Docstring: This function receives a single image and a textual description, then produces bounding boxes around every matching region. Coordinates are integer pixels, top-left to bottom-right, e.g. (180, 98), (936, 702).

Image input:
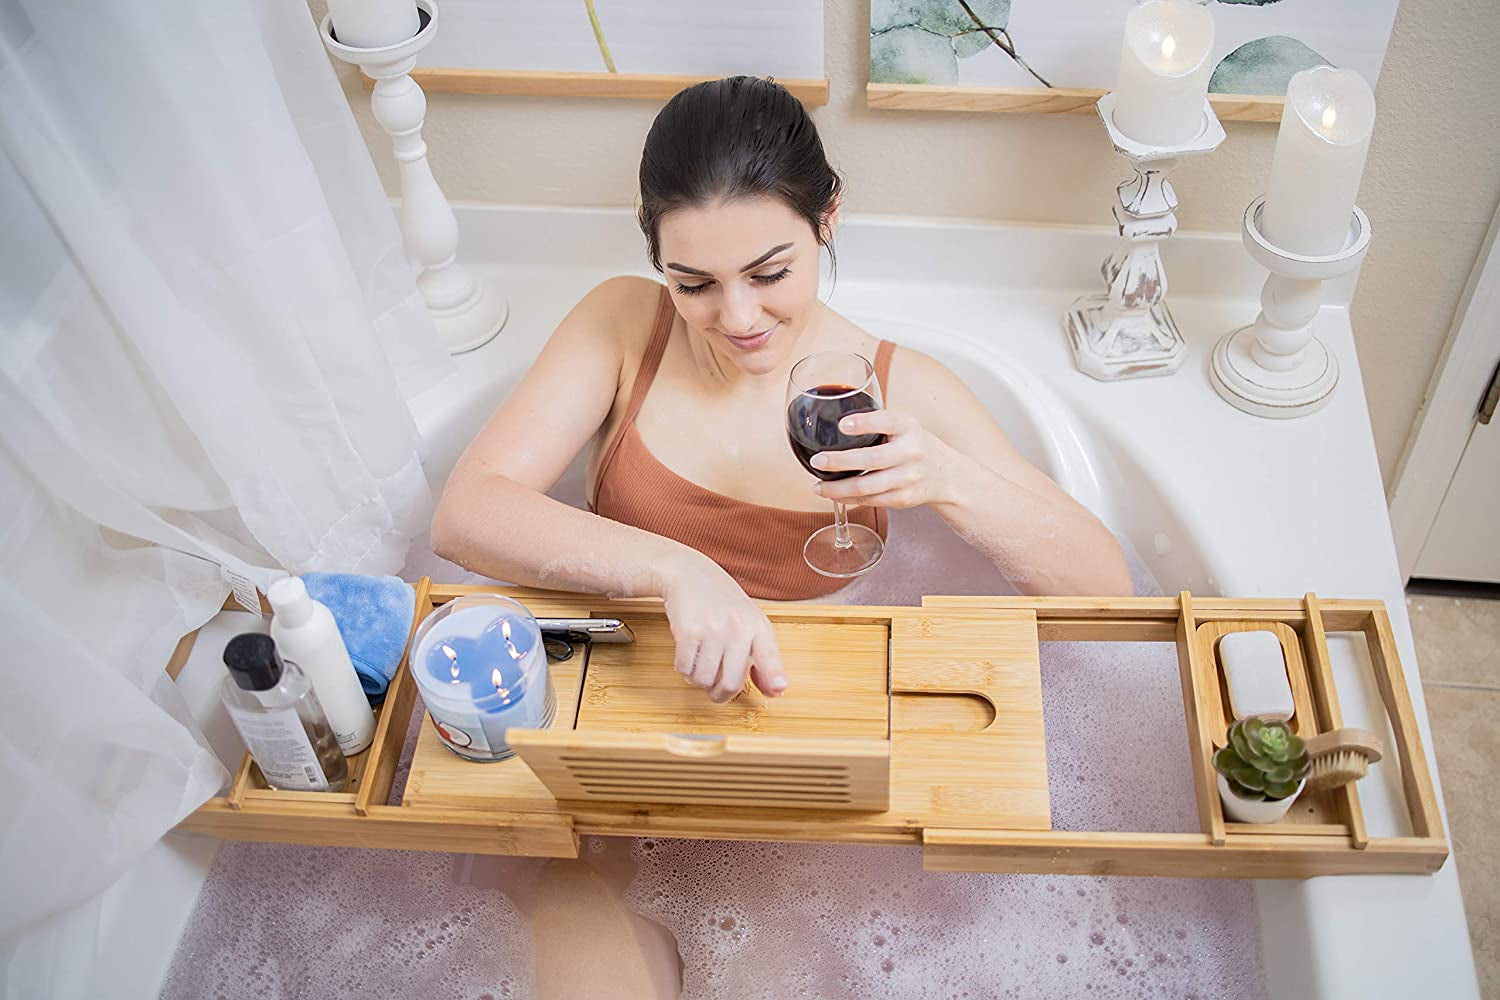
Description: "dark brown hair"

(637, 76), (842, 273)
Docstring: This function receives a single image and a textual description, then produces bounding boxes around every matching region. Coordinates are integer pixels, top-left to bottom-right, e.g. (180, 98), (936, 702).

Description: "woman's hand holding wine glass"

(809, 408), (964, 511)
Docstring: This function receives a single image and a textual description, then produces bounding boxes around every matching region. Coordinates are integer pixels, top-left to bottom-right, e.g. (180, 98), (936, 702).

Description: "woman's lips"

(724, 322), (778, 352)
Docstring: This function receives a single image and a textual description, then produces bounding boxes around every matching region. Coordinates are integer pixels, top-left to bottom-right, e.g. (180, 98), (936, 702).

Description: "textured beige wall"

(318, 0), (1500, 487)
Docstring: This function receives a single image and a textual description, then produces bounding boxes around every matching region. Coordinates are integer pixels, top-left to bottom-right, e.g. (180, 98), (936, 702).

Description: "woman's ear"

(820, 188), (843, 245)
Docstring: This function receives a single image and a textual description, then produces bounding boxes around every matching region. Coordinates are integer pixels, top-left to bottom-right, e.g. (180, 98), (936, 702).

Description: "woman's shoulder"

(567, 275), (666, 345)
(884, 340), (962, 392)
(581, 274), (665, 309)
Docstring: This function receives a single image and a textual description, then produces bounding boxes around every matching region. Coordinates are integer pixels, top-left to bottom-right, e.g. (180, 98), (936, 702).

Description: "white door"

(1389, 204), (1500, 585)
(1412, 373), (1500, 582)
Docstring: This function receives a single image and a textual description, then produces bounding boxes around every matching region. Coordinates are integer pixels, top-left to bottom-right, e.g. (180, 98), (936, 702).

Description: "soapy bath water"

(163, 502), (1264, 999)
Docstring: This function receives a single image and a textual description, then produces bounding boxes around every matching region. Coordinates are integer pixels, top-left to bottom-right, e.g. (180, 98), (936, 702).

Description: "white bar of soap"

(1218, 630), (1295, 721)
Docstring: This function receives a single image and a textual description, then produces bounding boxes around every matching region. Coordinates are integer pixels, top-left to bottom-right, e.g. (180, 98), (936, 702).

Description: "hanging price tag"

(222, 566), (264, 615)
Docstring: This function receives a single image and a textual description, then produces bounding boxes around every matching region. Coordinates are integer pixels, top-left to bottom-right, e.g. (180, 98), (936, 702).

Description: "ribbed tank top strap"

(594, 285), (675, 489)
(874, 339), (896, 397)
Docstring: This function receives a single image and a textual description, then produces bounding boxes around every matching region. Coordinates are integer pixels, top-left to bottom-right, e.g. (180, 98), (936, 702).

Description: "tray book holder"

(177, 583), (1447, 880)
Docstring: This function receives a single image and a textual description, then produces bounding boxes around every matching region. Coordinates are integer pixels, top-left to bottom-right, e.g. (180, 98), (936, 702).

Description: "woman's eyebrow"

(739, 243), (794, 271)
(665, 243), (795, 276)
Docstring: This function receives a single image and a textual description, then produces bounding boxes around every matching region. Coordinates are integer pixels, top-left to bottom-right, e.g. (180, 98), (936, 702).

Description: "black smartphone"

(534, 617), (635, 644)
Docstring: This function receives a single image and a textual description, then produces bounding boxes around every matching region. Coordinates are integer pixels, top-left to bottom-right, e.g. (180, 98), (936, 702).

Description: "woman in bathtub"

(431, 76), (1130, 704)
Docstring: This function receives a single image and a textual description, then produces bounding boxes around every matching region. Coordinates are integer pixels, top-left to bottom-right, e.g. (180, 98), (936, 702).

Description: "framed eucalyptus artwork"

(867, 0), (1399, 121)
(362, 0), (827, 105)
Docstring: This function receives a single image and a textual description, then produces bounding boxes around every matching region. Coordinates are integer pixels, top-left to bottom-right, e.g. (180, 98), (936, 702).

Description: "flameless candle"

(411, 596), (556, 762)
(1111, 0), (1216, 147)
(1259, 66), (1376, 257)
(327, 0), (419, 49)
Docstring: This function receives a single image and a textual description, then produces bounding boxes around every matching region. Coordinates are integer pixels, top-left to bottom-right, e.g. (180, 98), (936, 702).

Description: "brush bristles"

(1306, 750), (1371, 793)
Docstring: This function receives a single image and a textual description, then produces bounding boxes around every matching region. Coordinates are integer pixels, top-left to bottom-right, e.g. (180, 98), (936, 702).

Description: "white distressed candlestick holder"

(1064, 94), (1225, 382)
(321, 0), (506, 354)
(1210, 196), (1371, 419)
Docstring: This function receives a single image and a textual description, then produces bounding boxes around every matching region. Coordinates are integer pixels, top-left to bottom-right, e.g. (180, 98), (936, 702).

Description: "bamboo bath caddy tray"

(177, 582), (1448, 879)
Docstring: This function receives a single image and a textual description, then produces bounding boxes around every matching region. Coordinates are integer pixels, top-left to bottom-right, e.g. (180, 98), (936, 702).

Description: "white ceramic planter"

(1217, 773), (1306, 824)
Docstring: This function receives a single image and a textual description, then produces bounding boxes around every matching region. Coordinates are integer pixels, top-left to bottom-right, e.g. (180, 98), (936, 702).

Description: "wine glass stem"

(832, 501), (853, 549)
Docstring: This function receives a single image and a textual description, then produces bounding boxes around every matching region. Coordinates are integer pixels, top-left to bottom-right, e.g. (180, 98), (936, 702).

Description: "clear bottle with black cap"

(220, 633), (349, 792)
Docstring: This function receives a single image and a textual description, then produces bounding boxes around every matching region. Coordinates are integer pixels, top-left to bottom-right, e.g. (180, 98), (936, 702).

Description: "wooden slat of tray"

(924, 595), (1386, 631)
(1302, 593), (1369, 848)
(922, 829), (1448, 879)
(509, 730), (890, 811)
(1364, 608), (1444, 841)
(185, 799), (580, 857)
(575, 614), (888, 739)
(1176, 592), (1227, 846)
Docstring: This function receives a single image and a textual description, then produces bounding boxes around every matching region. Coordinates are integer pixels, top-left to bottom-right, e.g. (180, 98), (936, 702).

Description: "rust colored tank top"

(592, 286), (893, 601)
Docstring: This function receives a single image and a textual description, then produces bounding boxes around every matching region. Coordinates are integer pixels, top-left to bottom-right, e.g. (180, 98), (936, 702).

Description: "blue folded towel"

(301, 572), (416, 705)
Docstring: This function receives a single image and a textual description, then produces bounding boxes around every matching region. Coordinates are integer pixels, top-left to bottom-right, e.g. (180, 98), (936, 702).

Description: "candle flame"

(492, 667), (510, 700)
(1321, 103), (1337, 131)
(440, 643), (461, 682)
(1160, 34), (1176, 59)
(500, 618), (523, 660)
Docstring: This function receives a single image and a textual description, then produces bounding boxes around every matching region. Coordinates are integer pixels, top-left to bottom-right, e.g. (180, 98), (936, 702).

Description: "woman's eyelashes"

(672, 267), (792, 296)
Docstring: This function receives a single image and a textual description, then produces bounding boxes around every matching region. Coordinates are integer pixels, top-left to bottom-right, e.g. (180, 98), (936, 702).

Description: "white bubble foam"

(161, 844), (533, 999)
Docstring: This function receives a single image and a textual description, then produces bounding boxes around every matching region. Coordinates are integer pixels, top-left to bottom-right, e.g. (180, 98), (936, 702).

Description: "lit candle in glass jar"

(411, 596), (556, 762)
(1111, 0), (1216, 147)
(1259, 66), (1376, 256)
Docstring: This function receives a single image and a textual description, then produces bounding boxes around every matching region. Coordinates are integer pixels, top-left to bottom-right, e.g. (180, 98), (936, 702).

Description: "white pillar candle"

(1111, 0), (1215, 147)
(328, 0), (419, 49)
(1259, 67), (1376, 256)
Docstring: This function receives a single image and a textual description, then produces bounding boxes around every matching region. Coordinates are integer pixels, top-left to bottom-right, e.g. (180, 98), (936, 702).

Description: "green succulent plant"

(1213, 717), (1310, 802)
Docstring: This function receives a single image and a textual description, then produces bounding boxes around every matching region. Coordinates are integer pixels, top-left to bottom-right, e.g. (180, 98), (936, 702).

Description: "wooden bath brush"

(1304, 727), (1384, 792)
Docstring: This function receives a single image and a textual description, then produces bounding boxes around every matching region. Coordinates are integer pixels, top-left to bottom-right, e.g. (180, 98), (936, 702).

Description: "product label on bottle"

(332, 726), (364, 756)
(226, 705), (331, 791)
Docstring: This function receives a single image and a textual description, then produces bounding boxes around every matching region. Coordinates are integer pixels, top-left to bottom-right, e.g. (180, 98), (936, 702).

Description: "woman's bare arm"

(431, 277), (700, 596)
(911, 353), (1130, 594)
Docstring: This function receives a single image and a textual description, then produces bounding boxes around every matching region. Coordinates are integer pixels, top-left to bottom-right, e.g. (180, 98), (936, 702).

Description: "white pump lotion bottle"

(267, 576), (376, 756)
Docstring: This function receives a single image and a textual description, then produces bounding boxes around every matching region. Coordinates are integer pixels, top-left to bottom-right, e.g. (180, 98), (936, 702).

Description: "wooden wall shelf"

(177, 584), (1447, 880)
(361, 69), (829, 106)
(865, 83), (1282, 122)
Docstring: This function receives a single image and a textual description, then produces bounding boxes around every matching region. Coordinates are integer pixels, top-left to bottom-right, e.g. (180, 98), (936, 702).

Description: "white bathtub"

(136, 207), (1479, 999)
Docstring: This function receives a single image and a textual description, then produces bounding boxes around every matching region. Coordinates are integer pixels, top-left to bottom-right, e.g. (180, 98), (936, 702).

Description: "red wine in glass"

(786, 385), (886, 482)
(785, 352), (886, 578)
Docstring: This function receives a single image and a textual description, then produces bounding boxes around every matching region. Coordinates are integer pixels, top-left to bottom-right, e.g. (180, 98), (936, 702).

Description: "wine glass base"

(804, 523), (884, 579)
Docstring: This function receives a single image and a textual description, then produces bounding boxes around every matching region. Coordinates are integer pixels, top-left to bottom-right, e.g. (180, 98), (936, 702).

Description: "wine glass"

(786, 351), (886, 578)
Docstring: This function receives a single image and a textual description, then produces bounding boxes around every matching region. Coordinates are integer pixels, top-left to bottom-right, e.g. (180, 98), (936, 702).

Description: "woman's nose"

(717, 283), (761, 335)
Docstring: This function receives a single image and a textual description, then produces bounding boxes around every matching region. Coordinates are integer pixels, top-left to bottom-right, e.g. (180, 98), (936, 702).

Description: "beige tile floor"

(1406, 593), (1499, 998)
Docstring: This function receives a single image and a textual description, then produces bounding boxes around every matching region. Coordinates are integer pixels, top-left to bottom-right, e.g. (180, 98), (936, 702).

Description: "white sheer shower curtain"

(0, 0), (450, 991)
